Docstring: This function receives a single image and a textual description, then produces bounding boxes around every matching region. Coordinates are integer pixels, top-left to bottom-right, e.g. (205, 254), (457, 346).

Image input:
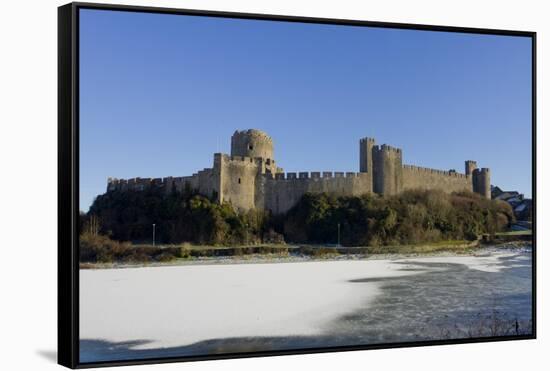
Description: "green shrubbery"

(283, 190), (514, 246)
(83, 188), (514, 254)
(88, 187), (272, 246)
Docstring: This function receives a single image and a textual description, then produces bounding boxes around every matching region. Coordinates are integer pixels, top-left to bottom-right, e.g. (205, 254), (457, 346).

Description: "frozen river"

(79, 248), (532, 363)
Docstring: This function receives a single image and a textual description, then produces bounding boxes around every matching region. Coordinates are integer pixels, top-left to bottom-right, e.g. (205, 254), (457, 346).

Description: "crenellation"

(377, 143), (401, 154)
(401, 164), (467, 178)
(262, 171), (371, 183)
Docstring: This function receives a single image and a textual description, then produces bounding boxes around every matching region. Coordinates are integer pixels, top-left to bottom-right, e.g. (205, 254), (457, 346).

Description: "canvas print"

(78, 8), (533, 364)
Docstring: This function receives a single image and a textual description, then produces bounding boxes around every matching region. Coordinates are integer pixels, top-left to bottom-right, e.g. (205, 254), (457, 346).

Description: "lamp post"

(152, 223), (156, 247)
(337, 223), (341, 247)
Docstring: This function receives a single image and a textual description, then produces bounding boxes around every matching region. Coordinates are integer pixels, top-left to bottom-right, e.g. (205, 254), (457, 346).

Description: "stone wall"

(262, 171), (372, 214)
(401, 165), (473, 193)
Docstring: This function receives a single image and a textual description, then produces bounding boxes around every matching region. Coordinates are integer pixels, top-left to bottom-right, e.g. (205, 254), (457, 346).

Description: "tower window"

(238, 178), (241, 184)
(248, 144), (253, 150)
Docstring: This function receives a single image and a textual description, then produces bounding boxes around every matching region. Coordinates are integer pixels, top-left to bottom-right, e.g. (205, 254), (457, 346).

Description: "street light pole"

(337, 223), (341, 247)
(153, 223), (156, 247)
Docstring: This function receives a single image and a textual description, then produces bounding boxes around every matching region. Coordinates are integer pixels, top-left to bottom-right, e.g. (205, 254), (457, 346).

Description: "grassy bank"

(79, 234), (533, 269)
(365, 239), (479, 254)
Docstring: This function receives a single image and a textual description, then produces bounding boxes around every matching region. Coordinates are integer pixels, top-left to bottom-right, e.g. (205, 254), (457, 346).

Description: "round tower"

(372, 144), (403, 196)
(230, 129), (274, 160)
(473, 168), (491, 199)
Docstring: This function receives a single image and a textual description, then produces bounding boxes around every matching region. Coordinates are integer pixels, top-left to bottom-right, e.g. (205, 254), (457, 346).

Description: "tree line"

(81, 187), (514, 249)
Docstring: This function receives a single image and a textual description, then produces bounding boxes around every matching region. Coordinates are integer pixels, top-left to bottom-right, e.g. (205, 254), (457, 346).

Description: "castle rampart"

(105, 129), (491, 214)
(261, 171), (372, 214)
(401, 165), (472, 193)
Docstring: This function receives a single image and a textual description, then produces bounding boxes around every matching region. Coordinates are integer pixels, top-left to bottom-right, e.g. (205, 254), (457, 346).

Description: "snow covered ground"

(79, 250), (531, 362)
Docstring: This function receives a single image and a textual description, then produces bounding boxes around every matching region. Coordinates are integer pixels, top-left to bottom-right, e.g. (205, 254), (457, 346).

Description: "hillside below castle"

(106, 129), (491, 214)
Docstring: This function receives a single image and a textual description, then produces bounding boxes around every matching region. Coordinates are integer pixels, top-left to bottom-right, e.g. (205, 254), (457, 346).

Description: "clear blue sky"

(79, 9), (532, 211)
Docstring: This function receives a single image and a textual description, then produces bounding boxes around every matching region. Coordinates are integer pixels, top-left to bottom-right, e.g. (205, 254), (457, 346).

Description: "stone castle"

(106, 129), (491, 214)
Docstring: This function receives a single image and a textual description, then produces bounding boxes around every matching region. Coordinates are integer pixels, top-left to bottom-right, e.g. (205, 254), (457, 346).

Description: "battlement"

(264, 171), (368, 181)
(360, 137), (376, 144)
(107, 176), (154, 192)
(233, 129), (272, 142)
(402, 164), (468, 178)
(374, 144), (402, 154)
(107, 173), (203, 193)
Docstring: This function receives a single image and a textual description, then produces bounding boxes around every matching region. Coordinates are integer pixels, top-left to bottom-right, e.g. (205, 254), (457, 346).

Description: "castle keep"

(107, 129), (491, 214)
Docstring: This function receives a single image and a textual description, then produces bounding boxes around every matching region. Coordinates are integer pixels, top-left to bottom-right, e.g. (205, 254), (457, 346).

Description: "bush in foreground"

(80, 232), (180, 263)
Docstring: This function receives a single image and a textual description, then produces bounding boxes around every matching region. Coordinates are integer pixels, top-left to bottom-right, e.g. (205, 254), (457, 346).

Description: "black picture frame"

(58, 2), (537, 369)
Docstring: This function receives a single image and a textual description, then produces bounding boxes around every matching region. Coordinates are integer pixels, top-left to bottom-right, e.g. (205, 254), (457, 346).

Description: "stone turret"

(372, 144), (403, 196)
(231, 129), (274, 161)
(465, 160), (477, 176)
(473, 168), (491, 199)
(359, 137), (375, 174)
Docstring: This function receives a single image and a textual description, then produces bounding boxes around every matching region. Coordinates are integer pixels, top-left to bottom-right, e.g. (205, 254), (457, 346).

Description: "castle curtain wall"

(401, 165), (473, 193)
(262, 172), (372, 215)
